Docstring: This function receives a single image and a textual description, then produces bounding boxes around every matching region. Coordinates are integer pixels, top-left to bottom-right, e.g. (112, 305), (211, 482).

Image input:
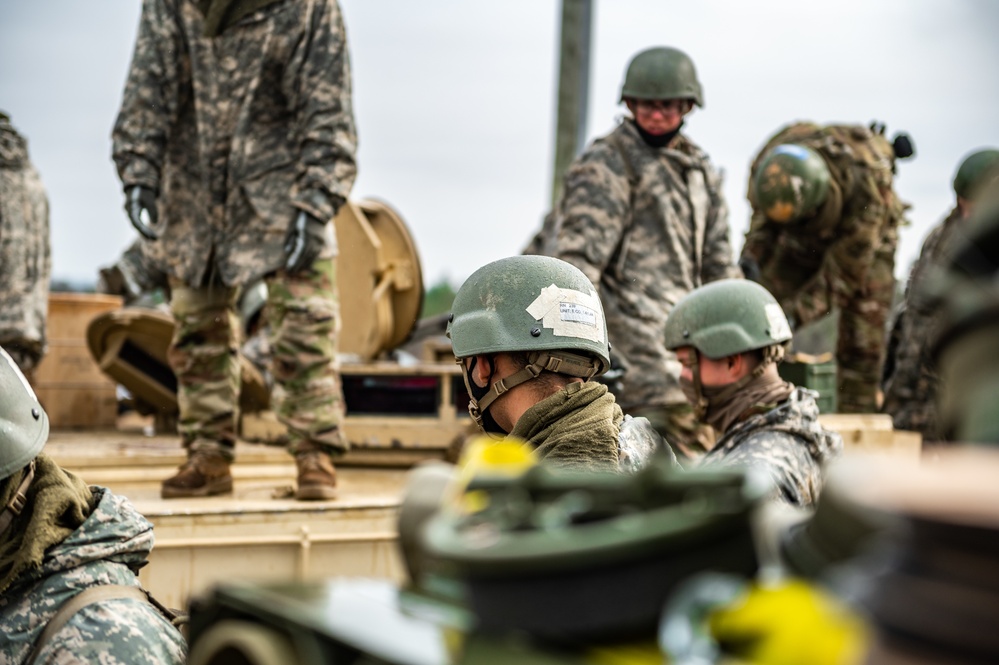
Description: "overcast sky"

(2, 0), (998, 290)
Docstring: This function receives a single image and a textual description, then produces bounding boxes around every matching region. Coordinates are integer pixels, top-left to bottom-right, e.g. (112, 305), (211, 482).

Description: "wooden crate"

(34, 293), (123, 428)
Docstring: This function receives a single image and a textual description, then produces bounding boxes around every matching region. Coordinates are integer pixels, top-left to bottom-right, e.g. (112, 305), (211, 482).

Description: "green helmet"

(924, 188), (999, 442)
(0, 346), (48, 480)
(620, 46), (704, 107)
(952, 148), (999, 201)
(448, 255), (609, 371)
(448, 256), (609, 432)
(664, 279), (792, 359)
(753, 144), (831, 223)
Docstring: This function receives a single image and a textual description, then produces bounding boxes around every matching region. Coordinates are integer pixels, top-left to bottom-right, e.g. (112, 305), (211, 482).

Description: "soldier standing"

(0, 112), (50, 385)
(663, 279), (843, 507)
(546, 47), (741, 459)
(883, 149), (999, 441)
(741, 122), (913, 413)
(112, 0), (357, 499)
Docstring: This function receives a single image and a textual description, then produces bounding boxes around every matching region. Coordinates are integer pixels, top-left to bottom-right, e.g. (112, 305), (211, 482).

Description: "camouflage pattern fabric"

(547, 119), (741, 451)
(881, 207), (962, 442)
(508, 380), (671, 473)
(696, 388), (842, 507)
(742, 123), (907, 413)
(111, 0), (357, 288)
(0, 115), (50, 380)
(97, 238), (169, 306)
(169, 256), (346, 458)
(0, 487), (186, 664)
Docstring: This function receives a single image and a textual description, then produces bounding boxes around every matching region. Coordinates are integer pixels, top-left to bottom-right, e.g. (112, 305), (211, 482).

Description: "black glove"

(892, 132), (915, 160)
(283, 210), (327, 274)
(124, 185), (160, 240)
(738, 255), (762, 283)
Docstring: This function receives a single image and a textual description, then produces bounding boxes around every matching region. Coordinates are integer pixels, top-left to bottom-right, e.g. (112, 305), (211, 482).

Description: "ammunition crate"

(778, 360), (837, 413)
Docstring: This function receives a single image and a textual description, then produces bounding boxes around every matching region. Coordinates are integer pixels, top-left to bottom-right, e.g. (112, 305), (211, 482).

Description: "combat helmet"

(447, 255), (609, 432)
(620, 47), (704, 107)
(0, 347), (49, 537)
(953, 148), (999, 201)
(664, 279), (792, 417)
(753, 144), (832, 223)
(923, 187), (999, 442)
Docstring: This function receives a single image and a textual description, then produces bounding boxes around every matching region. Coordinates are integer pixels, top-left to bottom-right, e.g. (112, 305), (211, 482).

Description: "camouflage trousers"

(168, 257), (347, 461)
(836, 239), (896, 414)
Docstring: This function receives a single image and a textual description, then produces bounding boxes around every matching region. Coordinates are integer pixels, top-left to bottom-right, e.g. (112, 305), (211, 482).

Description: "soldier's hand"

(124, 185), (160, 240)
(283, 210), (327, 274)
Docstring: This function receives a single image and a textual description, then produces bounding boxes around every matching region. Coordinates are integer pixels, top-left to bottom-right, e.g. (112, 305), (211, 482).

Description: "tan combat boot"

(161, 449), (233, 498)
(295, 450), (337, 500)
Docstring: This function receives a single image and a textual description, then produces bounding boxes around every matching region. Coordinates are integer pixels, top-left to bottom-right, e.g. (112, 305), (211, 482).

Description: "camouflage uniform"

(0, 487), (186, 664)
(111, 0), (356, 458)
(696, 388), (842, 507)
(881, 208), (961, 442)
(550, 119), (741, 453)
(742, 123), (907, 413)
(0, 114), (50, 382)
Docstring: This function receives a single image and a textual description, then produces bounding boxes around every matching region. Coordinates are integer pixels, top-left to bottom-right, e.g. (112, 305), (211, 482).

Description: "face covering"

(462, 356), (508, 436)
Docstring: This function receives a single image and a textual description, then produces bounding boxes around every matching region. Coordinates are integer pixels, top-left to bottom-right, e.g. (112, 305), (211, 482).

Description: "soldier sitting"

(663, 279), (842, 506)
(447, 255), (675, 472)
(0, 347), (186, 664)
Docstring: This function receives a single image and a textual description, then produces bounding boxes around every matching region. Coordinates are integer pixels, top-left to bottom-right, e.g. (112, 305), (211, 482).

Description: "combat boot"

(161, 449), (233, 498)
(295, 450), (337, 500)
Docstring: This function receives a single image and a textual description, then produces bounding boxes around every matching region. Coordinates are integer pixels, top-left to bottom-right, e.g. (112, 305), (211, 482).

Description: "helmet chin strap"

(0, 460), (35, 538)
(458, 350), (603, 435)
(690, 344), (787, 420)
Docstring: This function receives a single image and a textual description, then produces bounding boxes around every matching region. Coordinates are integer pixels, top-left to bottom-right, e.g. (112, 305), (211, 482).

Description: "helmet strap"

(0, 460), (35, 539)
(459, 351), (603, 434)
(696, 344), (787, 418)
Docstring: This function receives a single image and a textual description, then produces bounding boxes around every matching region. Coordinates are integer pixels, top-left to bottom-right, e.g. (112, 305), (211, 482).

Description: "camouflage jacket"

(112, 0), (357, 287)
(741, 123), (906, 327)
(509, 381), (670, 473)
(551, 119), (740, 408)
(0, 115), (50, 351)
(0, 487), (186, 664)
(882, 207), (962, 441)
(697, 388), (842, 507)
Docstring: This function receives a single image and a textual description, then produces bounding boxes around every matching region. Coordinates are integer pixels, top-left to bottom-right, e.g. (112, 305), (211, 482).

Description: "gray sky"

(2, 0), (998, 289)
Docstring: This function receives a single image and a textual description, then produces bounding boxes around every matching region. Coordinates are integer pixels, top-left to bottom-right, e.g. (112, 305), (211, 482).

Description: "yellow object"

(448, 436), (537, 515)
(707, 580), (868, 665)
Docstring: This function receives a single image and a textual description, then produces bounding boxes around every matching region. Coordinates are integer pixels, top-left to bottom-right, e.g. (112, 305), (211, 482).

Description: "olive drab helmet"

(620, 47), (704, 107)
(0, 346), (48, 481)
(953, 148), (999, 201)
(0, 347), (48, 537)
(753, 144), (832, 223)
(447, 255), (610, 432)
(923, 188), (999, 442)
(663, 279), (792, 418)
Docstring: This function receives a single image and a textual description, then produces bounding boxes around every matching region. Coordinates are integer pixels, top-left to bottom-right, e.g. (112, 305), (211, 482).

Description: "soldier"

(882, 149), (999, 442)
(741, 122), (914, 413)
(919, 185), (999, 443)
(0, 348), (186, 664)
(0, 112), (50, 385)
(663, 279), (843, 507)
(544, 46), (741, 459)
(447, 255), (674, 472)
(112, 0), (357, 499)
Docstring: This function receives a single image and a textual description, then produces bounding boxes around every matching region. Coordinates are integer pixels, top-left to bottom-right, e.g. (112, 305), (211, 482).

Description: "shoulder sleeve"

(285, 0), (358, 220)
(699, 158), (742, 282)
(111, 0), (186, 191)
(551, 136), (632, 287)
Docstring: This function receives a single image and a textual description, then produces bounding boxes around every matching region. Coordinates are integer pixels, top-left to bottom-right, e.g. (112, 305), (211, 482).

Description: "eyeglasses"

(634, 99), (690, 115)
